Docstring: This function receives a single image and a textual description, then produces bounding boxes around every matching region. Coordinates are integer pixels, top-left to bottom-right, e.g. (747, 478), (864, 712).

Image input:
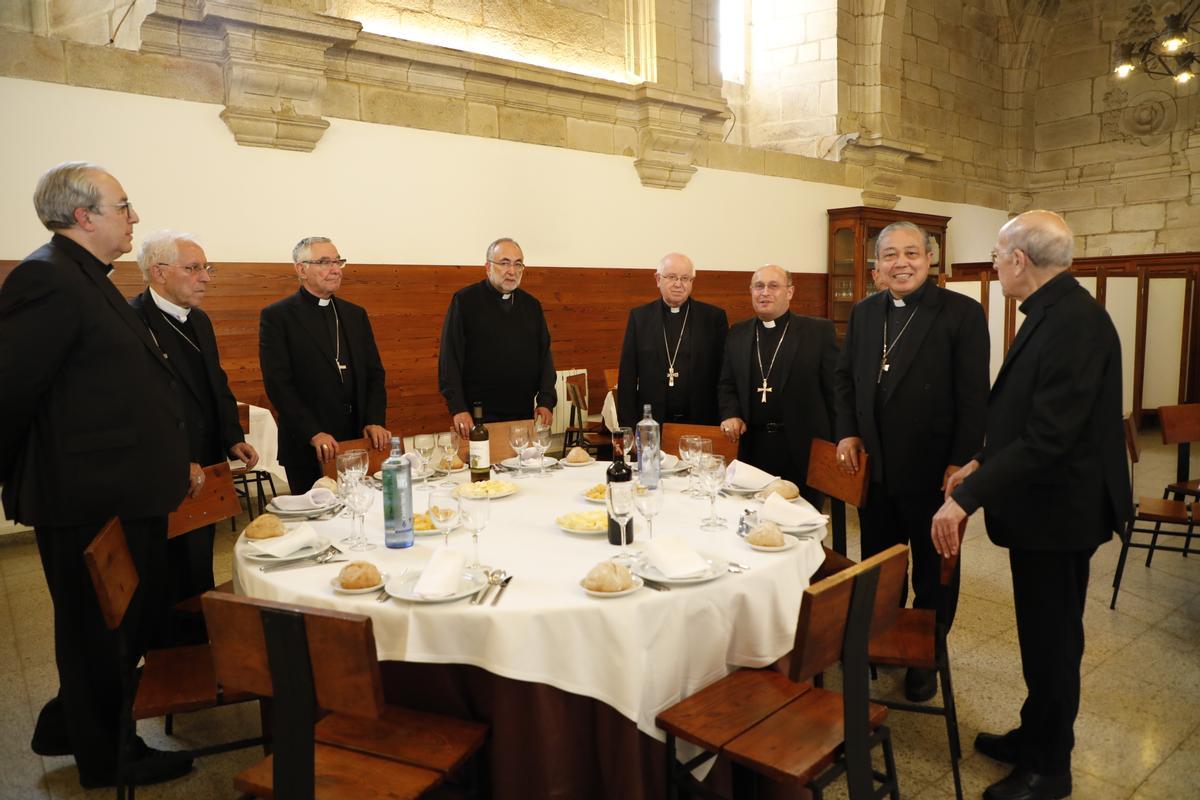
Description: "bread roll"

(312, 476), (339, 493)
(746, 521), (785, 547)
(565, 446), (591, 464)
(761, 479), (801, 501)
(243, 513), (285, 540)
(582, 561), (635, 593)
(450, 454), (464, 469)
(338, 561), (382, 589)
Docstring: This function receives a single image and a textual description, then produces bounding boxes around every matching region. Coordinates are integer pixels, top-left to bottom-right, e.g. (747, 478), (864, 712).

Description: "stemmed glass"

(336, 450), (367, 528)
(533, 422), (553, 473)
(460, 495), (490, 569)
(427, 489), (460, 548)
(345, 480), (376, 551)
(699, 454), (728, 531)
(678, 435), (701, 496)
(615, 427), (634, 467)
(634, 481), (663, 541)
(507, 424), (529, 479)
(413, 434), (436, 478)
(607, 480), (636, 564)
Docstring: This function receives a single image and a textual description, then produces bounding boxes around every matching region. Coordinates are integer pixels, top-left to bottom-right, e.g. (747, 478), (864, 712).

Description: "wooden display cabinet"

(826, 207), (951, 338)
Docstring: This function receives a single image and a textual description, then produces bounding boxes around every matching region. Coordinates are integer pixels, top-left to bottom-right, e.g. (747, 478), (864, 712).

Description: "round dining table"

(234, 460), (826, 799)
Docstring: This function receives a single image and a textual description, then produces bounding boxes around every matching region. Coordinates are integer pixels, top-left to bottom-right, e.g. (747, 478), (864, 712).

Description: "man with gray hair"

(130, 230), (258, 622)
(933, 210), (1131, 800)
(439, 237), (556, 435)
(0, 163), (193, 787)
(260, 236), (390, 494)
(616, 252), (728, 428)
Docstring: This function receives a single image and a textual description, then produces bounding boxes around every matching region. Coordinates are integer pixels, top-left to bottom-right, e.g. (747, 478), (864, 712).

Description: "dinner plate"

(560, 457), (596, 467)
(455, 481), (518, 499)
(583, 490), (608, 504)
(753, 490), (807, 503)
(632, 459), (688, 475)
(385, 569), (488, 603)
(762, 519), (827, 534)
(500, 456), (558, 469)
(238, 535), (330, 563)
(633, 555), (727, 585)
(580, 576), (644, 598)
(265, 500), (340, 516)
(723, 484), (766, 496)
(436, 465), (468, 475)
(329, 572), (390, 594)
(373, 468), (434, 482)
(744, 536), (800, 553)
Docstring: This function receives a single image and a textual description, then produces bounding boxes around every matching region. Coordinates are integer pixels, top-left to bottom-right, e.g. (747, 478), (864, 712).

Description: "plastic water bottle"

(382, 436), (414, 549)
(636, 404), (661, 488)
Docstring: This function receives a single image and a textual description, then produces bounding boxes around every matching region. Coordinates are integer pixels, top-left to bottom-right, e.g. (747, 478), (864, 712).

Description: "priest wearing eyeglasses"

(718, 265), (838, 507)
(439, 237), (557, 435)
(130, 230), (258, 619)
(259, 237), (389, 494)
(616, 252), (728, 428)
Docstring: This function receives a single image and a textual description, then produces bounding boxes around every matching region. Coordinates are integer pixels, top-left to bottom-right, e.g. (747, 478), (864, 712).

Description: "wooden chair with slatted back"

(562, 374), (606, 455)
(661, 422), (739, 461)
(83, 519), (261, 798)
(202, 592), (488, 800)
(656, 544), (908, 800)
(319, 437), (392, 481)
(805, 438), (870, 556)
(1110, 413), (1195, 609)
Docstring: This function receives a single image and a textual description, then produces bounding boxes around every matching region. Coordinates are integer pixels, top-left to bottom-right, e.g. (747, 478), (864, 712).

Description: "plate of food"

(385, 569), (489, 603)
(413, 511), (461, 536)
(237, 515), (331, 563)
(455, 479), (518, 499)
(583, 483), (608, 503)
(556, 510), (608, 535)
(561, 446), (596, 467)
(580, 561), (643, 598)
(752, 479), (805, 503)
(742, 521), (801, 552)
(329, 561), (389, 594)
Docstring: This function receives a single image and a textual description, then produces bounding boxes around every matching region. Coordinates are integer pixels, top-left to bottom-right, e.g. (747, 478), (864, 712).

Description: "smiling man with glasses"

(616, 252), (728, 428)
(439, 237), (557, 435)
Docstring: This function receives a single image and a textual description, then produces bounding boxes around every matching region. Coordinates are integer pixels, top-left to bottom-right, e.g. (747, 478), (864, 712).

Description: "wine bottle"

(468, 402), (490, 483)
(607, 435), (632, 545)
(382, 436), (413, 549)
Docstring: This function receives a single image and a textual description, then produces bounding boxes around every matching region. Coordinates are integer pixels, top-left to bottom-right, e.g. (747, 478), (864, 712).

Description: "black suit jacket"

(617, 299), (728, 427)
(718, 312), (838, 482)
(259, 290), (387, 467)
(0, 236), (189, 526)
(130, 289), (245, 465)
(953, 273), (1133, 551)
(834, 282), (989, 494)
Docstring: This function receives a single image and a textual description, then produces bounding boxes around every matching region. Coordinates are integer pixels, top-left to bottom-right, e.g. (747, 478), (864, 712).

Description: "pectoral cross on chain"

(667, 366), (679, 387)
(757, 378), (773, 403)
(336, 360), (348, 382)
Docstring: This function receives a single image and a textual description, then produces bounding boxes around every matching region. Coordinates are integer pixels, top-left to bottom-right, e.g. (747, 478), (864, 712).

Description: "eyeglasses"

(158, 262), (216, 276)
(990, 249), (1012, 266)
(94, 201), (135, 220)
(489, 259), (525, 272)
(750, 282), (788, 293)
(302, 258), (347, 269)
(660, 274), (693, 285)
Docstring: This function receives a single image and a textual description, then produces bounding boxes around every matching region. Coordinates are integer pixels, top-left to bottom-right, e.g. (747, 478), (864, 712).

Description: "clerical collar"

(1019, 270), (1073, 316)
(52, 233), (112, 281)
(758, 311), (788, 329)
(482, 279), (515, 303)
(299, 286), (334, 307)
(662, 298), (688, 315)
(149, 287), (191, 322)
(888, 280), (928, 308)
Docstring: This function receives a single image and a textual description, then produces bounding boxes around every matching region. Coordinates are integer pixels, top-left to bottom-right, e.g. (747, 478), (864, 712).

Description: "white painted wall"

(0, 77), (1009, 270)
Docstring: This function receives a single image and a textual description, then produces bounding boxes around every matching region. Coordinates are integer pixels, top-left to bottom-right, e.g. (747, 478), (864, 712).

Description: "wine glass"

(436, 430), (459, 471)
(460, 494), (490, 569)
(699, 454), (728, 531)
(335, 451), (364, 525)
(634, 481), (663, 541)
(678, 435), (701, 497)
(533, 422), (552, 473)
(615, 427), (634, 467)
(345, 480), (376, 551)
(507, 424), (530, 479)
(606, 480), (636, 563)
(413, 434), (436, 478)
(427, 489), (460, 548)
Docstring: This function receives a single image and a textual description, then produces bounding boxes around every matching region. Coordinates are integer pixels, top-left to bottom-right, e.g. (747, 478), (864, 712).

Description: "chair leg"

(165, 713), (173, 736)
(940, 660), (964, 800)
(730, 763), (757, 800)
(879, 726), (900, 800)
(1110, 521), (1134, 610)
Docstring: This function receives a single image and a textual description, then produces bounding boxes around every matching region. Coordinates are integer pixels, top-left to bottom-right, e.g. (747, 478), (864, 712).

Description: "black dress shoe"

(974, 729), (1021, 764)
(30, 697), (72, 757)
(903, 667), (938, 702)
(983, 767), (1071, 800)
(78, 743), (193, 789)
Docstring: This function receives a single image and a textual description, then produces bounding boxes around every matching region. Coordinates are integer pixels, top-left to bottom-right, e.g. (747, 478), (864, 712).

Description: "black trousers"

(859, 487), (960, 628)
(34, 517), (168, 777)
(1009, 547), (1093, 775)
(164, 523), (216, 645)
(741, 430), (826, 509)
(284, 461), (324, 497)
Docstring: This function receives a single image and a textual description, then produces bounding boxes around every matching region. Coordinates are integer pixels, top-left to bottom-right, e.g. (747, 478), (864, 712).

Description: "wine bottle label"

(469, 440), (490, 469)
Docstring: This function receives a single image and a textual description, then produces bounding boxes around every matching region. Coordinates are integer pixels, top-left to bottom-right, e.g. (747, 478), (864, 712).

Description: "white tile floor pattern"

(0, 432), (1196, 799)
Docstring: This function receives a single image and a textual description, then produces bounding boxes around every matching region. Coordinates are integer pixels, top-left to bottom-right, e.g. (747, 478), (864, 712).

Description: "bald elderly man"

(617, 252), (728, 427)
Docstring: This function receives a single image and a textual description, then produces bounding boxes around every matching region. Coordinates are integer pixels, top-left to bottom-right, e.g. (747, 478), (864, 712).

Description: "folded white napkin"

(247, 523), (319, 558)
(520, 446), (541, 461)
(643, 534), (709, 579)
(273, 487), (338, 511)
(414, 548), (466, 597)
(660, 452), (679, 469)
(761, 492), (827, 528)
(726, 460), (776, 490)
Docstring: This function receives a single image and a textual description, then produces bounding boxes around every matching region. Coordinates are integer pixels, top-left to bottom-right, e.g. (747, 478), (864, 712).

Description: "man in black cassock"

(131, 230), (259, 628)
(718, 264), (838, 508)
(439, 237), (557, 437)
(259, 236), (390, 494)
(616, 252), (728, 428)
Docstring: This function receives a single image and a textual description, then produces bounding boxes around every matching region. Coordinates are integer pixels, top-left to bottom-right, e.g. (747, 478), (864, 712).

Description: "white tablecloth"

(234, 463), (825, 740)
(239, 404), (283, 481)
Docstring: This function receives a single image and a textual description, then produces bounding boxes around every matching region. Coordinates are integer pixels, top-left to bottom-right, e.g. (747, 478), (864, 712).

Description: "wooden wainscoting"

(0, 259), (826, 436)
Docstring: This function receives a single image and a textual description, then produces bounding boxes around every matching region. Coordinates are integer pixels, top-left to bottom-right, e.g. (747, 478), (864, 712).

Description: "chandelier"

(1114, 0), (1200, 84)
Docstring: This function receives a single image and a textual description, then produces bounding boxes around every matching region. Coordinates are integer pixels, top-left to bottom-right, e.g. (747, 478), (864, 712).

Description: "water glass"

(460, 495), (490, 569)
(534, 422), (553, 473)
(436, 430), (459, 471)
(634, 481), (663, 541)
(607, 481), (636, 563)
(678, 435), (702, 496)
(345, 481), (376, 551)
(615, 427), (634, 467)
(427, 489), (460, 548)
(699, 454), (727, 531)
(508, 425), (530, 479)
(413, 434), (436, 477)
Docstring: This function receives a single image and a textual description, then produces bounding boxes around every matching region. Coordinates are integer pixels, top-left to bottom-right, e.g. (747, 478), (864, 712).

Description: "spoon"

(471, 569), (499, 605)
(475, 568), (507, 605)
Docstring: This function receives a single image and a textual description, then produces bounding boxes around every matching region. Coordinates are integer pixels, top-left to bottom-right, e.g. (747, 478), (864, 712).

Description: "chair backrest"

(167, 461), (242, 539)
(565, 372), (589, 412)
(1123, 415), (1140, 465)
(787, 544), (908, 684)
(603, 368), (619, 393)
(320, 438), (392, 480)
(1158, 403), (1200, 445)
(661, 423), (739, 461)
(83, 517), (139, 632)
(455, 420), (533, 464)
(237, 401), (251, 435)
(805, 439), (870, 507)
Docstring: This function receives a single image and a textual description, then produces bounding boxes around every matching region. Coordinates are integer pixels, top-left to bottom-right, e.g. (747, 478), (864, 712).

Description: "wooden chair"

(319, 437), (392, 481)
(232, 402), (277, 521)
(562, 373), (606, 455)
(657, 544), (908, 800)
(1158, 402), (1200, 518)
(202, 592), (488, 800)
(661, 422), (739, 461)
(806, 438), (871, 556)
(83, 519), (261, 799)
(603, 368), (619, 393)
(1111, 414), (1195, 608)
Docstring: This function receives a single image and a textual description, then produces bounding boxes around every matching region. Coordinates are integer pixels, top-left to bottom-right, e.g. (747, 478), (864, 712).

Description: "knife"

(260, 558), (347, 573)
(640, 578), (671, 592)
(490, 575), (513, 605)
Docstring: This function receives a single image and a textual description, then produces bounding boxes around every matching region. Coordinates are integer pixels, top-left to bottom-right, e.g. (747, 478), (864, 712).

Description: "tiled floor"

(0, 433), (1197, 799)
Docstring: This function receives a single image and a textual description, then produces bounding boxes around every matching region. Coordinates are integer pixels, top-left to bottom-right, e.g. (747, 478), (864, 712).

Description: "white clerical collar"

(891, 295), (906, 307)
(318, 297), (331, 307)
(502, 293), (512, 300)
(670, 305), (681, 313)
(149, 287), (191, 322)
